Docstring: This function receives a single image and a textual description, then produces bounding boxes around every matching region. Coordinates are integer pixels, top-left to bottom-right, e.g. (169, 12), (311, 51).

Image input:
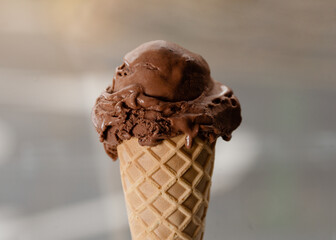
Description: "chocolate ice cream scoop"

(92, 40), (242, 160)
(113, 40), (211, 102)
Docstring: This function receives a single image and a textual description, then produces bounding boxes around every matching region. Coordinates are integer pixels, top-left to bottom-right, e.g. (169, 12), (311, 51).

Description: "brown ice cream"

(92, 40), (242, 160)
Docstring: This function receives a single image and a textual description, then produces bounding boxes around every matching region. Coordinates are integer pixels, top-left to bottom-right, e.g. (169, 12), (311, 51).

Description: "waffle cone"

(117, 134), (215, 240)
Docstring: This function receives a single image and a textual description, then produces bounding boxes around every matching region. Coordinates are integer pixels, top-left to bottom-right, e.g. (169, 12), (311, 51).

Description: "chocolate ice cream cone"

(118, 134), (215, 240)
(92, 40), (242, 239)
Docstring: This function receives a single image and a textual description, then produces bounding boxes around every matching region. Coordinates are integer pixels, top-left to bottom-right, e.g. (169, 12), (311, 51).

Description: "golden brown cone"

(117, 134), (215, 240)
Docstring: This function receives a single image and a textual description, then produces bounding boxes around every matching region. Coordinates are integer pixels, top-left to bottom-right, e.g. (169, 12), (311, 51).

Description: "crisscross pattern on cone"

(118, 134), (215, 240)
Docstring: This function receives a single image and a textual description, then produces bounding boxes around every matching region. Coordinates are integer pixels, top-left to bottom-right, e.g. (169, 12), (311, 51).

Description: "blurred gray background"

(0, 0), (336, 239)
